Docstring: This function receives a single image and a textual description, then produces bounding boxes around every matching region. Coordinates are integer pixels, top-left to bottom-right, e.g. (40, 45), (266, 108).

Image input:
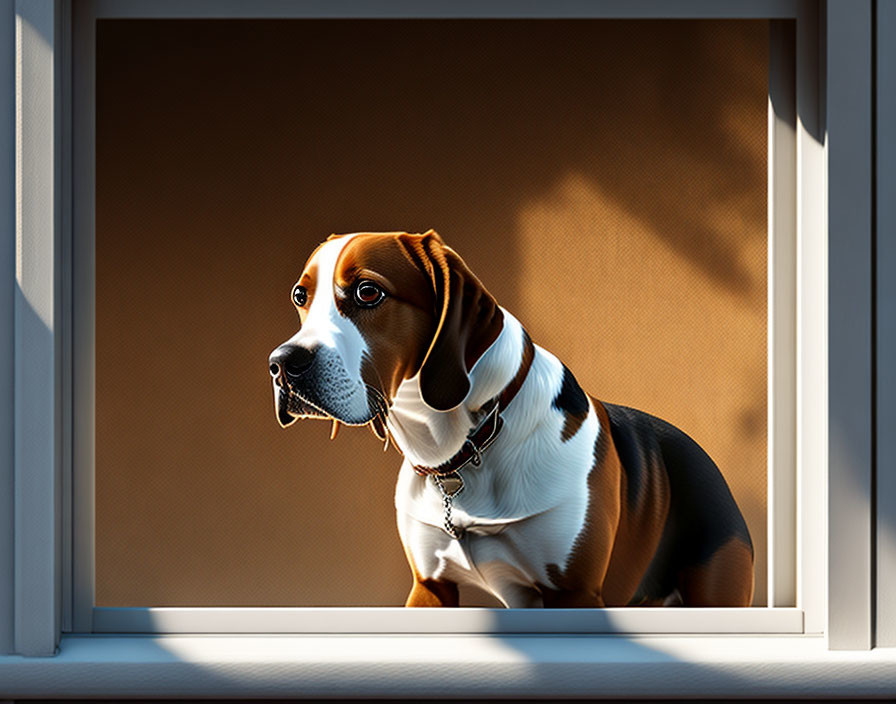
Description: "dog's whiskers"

(364, 383), (390, 419)
(361, 354), (391, 417)
(361, 383), (398, 453)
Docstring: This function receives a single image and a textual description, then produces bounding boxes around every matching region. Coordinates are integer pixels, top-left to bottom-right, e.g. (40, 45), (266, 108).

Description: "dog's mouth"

(274, 383), (389, 430)
(275, 387), (332, 428)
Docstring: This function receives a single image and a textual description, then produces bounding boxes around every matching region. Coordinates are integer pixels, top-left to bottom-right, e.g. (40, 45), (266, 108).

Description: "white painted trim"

(768, 18), (797, 609)
(89, 0), (800, 19)
(825, 0), (874, 651)
(58, 0), (72, 638)
(875, 0), (896, 649)
(2, 634), (896, 698)
(0, 0), (19, 657)
(795, 0), (826, 637)
(0, 0), (879, 689)
(91, 606), (804, 635)
(69, 0), (94, 637)
(13, 0), (60, 658)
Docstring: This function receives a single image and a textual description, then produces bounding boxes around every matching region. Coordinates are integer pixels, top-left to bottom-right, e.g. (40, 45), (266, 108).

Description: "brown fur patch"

(552, 365), (590, 443)
(402, 540), (458, 607)
(325, 231), (505, 412)
(399, 232), (504, 411)
(500, 329), (535, 412)
(678, 537), (755, 607)
(333, 233), (439, 400)
(599, 397), (671, 605)
(560, 411), (587, 442)
(540, 399), (672, 607)
(539, 400), (622, 608)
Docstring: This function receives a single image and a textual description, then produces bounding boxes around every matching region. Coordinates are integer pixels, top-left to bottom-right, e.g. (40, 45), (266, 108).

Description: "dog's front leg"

(398, 511), (460, 606)
(405, 578), (459, 607)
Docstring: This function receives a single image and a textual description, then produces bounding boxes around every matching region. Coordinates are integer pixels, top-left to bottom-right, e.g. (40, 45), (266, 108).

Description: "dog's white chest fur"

(391, 312), (601, 607)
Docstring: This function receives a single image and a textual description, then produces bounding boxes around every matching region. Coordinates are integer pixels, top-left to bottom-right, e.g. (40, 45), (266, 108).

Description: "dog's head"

(269, 230), (504, 431)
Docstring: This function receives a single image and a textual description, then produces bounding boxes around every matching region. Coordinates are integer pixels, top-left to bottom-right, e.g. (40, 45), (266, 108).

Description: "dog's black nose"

(269, 345), (316, 385)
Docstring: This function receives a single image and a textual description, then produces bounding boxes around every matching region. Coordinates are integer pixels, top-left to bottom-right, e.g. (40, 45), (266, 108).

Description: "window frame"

(77, 0), (805, 636)
(1, 0), (891, 697)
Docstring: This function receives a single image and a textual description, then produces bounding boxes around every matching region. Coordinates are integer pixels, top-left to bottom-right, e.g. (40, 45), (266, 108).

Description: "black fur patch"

(553, 365), (589, 417)
(603, 403), (754, 604)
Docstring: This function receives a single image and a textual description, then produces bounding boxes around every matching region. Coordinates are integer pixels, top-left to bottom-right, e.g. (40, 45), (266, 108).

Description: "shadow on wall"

(95, 19), (770, 607)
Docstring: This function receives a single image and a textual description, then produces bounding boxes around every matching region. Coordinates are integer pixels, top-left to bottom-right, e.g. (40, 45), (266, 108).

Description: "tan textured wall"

(95, 19), (768, 606)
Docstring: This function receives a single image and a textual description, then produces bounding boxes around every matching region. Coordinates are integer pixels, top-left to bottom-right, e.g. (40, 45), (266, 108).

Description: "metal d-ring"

(465, 439), (482, 466)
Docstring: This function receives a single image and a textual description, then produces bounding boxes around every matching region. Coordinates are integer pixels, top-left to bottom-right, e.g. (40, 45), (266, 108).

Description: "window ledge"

(1, 635), (896, 698)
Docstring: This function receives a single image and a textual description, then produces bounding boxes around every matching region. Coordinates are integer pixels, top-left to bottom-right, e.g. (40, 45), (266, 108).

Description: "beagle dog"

(269, 230), (754, 608)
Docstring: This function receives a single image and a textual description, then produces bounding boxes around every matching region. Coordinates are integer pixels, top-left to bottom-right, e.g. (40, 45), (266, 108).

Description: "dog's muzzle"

(268, 342), (374, 427)
(269, 343), (326, 427)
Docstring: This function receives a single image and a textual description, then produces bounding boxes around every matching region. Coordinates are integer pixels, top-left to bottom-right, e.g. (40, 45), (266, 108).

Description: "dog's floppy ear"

(397, 230), (504, 412)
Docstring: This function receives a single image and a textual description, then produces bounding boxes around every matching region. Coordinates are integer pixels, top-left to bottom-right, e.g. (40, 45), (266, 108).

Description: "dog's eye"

(354, 280), (385, 307)
(292, 285), (308, 307)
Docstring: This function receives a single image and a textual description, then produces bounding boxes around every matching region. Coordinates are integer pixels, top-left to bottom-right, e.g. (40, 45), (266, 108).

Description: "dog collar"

(411, 330), (535, 478)
(412, 400), (503, 478)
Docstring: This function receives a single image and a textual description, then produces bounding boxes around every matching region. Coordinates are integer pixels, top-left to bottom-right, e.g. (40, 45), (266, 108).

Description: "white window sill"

(2, 635), (896, 698)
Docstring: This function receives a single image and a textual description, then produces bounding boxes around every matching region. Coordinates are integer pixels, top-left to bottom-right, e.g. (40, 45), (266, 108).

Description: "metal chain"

(433, 475), (464, 540)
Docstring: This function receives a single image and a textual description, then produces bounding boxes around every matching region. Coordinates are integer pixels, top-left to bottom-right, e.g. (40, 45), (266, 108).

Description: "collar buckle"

(465, 439), (482, 466)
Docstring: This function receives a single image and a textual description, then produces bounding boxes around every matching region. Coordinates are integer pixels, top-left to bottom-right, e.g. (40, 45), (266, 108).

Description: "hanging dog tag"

(437, 472), (464, 497)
